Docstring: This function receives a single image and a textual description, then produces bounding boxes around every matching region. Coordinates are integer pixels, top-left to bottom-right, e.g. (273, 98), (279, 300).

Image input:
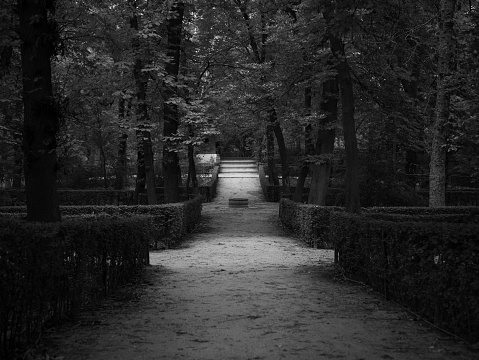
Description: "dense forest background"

(1, 0), (479, 220)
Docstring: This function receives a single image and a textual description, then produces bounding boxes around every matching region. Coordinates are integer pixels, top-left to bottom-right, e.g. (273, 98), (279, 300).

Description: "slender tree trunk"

(143, 131), (157, 204)
(269, 107), (290, 196)
(100, 144), (108, 189)
(131, 8), (157, 205)
(134, 130), (146, 204)
(430, 0), (456, 207)
(187, 145), (198, 196)
(293, 86), (313, 202)
(308, 77), (338, 205)
(401, 49), (421, 177)
(114, 97), (128, 190)
(330, 35), (361, 213)
(266, 124), (279, 186)
(186, 125), (198, 196)
(163, 1), (184, 203)
(114, 133), (128, 190)
(18, 0), (61, 222)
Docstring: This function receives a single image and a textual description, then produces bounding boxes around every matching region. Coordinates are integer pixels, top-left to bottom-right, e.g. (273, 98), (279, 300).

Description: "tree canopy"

(1, 0), (479, 220)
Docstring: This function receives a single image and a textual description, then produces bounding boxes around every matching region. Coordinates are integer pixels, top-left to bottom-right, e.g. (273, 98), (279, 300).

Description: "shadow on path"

(47, 177), (478, 360)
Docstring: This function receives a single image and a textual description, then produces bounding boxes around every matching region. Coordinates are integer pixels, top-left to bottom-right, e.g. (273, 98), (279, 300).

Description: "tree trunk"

(187, 144), (199, 196)
(143, 131), (157, 204)
(163, 1), (184, 203)
(18, 0), (61, 222)
(114, 97), (128, 190)
(131, 8), (157, 205)
(134, 131), (146, 204)
(308, 77), (338, 205)
(330, 35), (361, 213)
(186, 125), (198, 197)
(269, 107), (290, 196)
(114, 132), (128, 190)
(12, 143), (22, 188)
(293, 87), (313, 202)
(266, 123), (279, 186)
(429, 0), (456, 207)
(100, 143), (108, 189)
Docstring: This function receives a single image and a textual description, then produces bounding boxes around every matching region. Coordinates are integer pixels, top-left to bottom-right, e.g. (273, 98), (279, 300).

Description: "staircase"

(218, 158), (258, 178)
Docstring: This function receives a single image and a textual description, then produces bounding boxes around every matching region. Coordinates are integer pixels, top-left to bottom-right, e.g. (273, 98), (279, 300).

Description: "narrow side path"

(48, 178), (477, 360)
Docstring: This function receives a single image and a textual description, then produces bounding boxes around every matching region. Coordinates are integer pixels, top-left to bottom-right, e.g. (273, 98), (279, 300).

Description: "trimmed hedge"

(0, 189), (136, 206)
(0, 195), (203, 358)
(417, 189), (479, 206)
(279, 198), (342, 248)
(365, 212), (479, 224)
(330, 212), (479, 342)
(0, 215), (152, 359)
(0, 195), (203, 249)
(0, 186), (216, 206)
(364, 206), (479, 215)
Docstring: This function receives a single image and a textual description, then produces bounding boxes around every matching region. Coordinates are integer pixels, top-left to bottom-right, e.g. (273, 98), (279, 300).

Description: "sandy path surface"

(47, 178), (478, 360)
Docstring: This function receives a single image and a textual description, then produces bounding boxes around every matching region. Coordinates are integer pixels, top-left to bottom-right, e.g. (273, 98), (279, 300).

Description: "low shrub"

(417, 190), (479, 206)
(279, 198), (342, 248)
(330, 212), (479, 342)
(364, 206), (479, 215)
(0, 215), (152, 359)
(0, 189), (135, 206)
(365, 212), (479, 224)
(0, 195), (203, 248)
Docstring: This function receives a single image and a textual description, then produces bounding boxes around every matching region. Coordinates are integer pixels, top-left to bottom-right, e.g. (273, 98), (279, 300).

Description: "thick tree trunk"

(308, 77), (338, 205)
(163, 1), (184, 203)
(18, 0), (61, 222)
(293, 87), (313, 203)
(429, 0), (456, 207)
(330, 35), (361, 213)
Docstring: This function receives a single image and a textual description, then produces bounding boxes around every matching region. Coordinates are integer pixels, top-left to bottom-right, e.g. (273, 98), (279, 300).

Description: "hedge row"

(279, 199), (342, 248)
(0, 185), (217, 206)
(330, 212), (479, 343)
(364, 206), (479, 215)
(0, 215), (152, 359)
(0, 195), (203, 249)
(279, 199), (479, 342)
(0, 195), (203, 358)
(0, 189), (136, 206)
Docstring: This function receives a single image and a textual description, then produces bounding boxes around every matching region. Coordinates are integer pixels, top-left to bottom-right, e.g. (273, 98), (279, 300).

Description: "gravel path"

(47, 178), (478, 360)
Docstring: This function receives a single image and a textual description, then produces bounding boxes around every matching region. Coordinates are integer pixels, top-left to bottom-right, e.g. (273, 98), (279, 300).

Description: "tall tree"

(429, 0), (457, 207)
(163, 1), (185, 203)
(18, 0), (61, 221)
(323, 2), (361, 213)
(308, 75), (338, 205)
(130, 2), (158, 205)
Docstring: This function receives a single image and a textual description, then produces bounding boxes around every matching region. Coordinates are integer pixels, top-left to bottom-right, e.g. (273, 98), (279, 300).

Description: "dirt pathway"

(47, 178), (478, 360)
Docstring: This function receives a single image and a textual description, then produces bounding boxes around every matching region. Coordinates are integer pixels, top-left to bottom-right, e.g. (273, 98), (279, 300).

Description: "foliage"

(330, 211), (479, 342)
(279, 198), (343, 248)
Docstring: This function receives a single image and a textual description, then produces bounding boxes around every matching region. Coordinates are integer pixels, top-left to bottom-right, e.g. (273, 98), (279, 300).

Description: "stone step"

(220, 162), (256, 166)
(218, 173), (259, 178)
(219, 168), (258, 173)
(221, 157), (255, 161)
(220, 163), (257, 168)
